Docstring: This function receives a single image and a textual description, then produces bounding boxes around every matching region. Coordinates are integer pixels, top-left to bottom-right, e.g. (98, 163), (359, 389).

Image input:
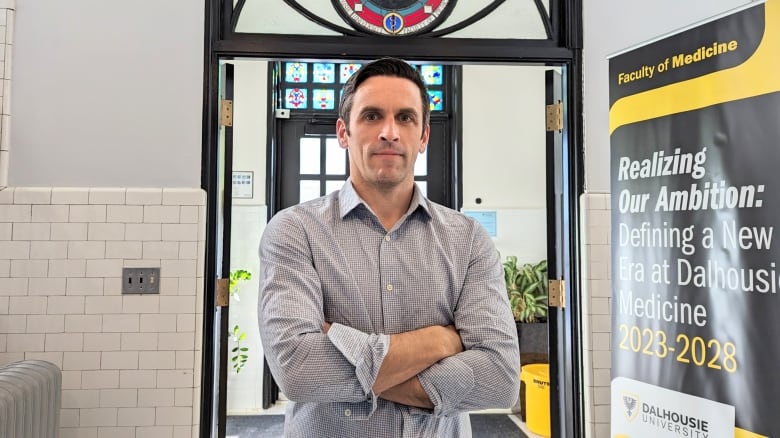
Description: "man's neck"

(352, 180), (415, 231)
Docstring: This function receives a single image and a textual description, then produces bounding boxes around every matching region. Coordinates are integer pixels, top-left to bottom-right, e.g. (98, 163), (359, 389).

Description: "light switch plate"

(122, 267), (161, 294)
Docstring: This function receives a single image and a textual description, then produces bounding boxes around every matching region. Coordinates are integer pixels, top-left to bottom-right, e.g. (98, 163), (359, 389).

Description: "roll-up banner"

(609, 1), (780, 437)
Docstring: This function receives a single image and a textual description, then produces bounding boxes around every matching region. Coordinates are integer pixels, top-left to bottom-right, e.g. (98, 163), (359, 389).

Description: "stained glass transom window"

(285, 88), (307, 109)
(285, 63), (307, 83)
(313, 63), (335, 83)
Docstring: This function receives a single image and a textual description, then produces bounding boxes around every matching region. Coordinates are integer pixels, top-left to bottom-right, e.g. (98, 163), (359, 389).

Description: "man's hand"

(323, 322), (331, 333)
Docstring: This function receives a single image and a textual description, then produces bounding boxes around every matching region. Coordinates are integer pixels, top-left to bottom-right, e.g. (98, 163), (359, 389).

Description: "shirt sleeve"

(258, 209), (389, 407)
(415, 221), (521, 417)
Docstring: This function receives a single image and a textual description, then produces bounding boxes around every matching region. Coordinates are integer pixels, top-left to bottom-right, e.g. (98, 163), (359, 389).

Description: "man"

(258, 57), (519, 437)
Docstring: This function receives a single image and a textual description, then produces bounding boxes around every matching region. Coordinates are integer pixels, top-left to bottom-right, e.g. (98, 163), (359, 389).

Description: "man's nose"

(379, 119), (400, 142)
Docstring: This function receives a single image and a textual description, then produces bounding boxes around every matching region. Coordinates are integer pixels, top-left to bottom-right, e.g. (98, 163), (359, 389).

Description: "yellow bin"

(521, 363), (551, 437)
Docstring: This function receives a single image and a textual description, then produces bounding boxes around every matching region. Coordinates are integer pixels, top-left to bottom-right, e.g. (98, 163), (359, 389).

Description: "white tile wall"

(581, 193), (612, 437)
(0, 186), (205, 438)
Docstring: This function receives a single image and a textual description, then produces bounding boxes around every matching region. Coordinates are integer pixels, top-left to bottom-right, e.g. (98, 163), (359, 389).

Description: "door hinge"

(216, 278), (229, 307)
(546, 102), (563, 132)
(548, 279), (565, 308)
(220, 99), (233, 127)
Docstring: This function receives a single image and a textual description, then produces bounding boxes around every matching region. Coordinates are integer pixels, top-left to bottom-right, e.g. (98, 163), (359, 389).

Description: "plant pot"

(514, 321), (549, 421)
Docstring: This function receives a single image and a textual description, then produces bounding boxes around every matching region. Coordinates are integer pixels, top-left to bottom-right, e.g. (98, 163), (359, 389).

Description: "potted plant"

(503, 256), (549, 419)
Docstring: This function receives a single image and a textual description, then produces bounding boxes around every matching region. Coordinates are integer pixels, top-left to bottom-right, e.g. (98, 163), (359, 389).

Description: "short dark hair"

(338, 57), (430, 136)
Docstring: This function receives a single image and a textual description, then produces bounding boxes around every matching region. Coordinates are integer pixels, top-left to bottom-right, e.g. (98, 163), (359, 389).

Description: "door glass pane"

(325, 180), (344, 195)
(299, 138), (321, 174)
(299, 180), (320, 203)
(325, 138), (346, 175)
(416, 181), (428, 197)
(414, 149), (427, 176)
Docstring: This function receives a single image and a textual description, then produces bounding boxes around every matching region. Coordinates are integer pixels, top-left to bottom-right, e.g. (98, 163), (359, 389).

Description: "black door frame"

(201, 1), (585, 437)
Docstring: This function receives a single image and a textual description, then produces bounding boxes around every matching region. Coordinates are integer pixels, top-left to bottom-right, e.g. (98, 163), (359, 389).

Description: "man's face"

(337, 75), (430, 192)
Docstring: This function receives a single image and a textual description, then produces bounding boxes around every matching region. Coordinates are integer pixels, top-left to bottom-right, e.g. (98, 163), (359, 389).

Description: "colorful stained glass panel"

(285, 88), (308, 109)
(428, 90), (443, 111)
(420, 65), (443, 85)
(285, 62), (308, 83)
(340, 63), (362, 83)
(312, 89), (335, 110)
(313, 63), (335, 83)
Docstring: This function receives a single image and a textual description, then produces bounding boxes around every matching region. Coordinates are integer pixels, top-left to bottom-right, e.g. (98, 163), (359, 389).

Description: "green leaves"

(503, 257), (548, 323)
(229, 269), (252, 300)
(230, 324), (249, 374)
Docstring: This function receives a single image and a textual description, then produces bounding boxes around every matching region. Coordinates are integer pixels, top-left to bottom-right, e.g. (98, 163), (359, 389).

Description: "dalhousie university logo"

(622, 392), (640, 422)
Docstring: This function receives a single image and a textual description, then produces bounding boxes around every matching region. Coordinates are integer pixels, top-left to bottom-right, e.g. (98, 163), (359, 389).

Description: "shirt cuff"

(327, 323), (390, 413)
(416, 356), (475, 417)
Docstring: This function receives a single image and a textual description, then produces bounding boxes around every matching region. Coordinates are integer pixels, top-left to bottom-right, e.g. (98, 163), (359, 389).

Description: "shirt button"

(344, 408), (352, 417)
(386, 284), (393, 292)
(385, 234), (391, 241)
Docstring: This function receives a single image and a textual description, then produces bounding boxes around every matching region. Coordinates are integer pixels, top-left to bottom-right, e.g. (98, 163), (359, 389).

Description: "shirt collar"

(339, 179), (432, 220)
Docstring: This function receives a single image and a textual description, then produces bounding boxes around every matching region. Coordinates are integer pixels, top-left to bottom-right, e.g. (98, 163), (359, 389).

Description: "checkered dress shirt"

(258, 181), (520, 437)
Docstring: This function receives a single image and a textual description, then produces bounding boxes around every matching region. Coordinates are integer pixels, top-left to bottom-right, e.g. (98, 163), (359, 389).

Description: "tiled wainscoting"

(0, 1), (14, 186)
(581, 193), (612, 437)
(0, 187), (205, 438)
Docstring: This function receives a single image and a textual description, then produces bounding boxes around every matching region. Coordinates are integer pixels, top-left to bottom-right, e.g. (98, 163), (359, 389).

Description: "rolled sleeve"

(328, 323), (390, 413)
(416, 356), (475, 417)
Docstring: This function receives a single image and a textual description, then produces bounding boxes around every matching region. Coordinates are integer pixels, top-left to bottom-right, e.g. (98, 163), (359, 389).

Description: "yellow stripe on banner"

(735, 427), (768, 438)
(609, 0), (780, 134)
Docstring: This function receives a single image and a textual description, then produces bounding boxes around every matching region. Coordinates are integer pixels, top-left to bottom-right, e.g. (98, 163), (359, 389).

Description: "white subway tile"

(123, 296), (159, 314)
(85, 296), (122, 314)
(177, 242), (197, 260)
(135, 426), (174, 438)
(102, 314), (139, 332)
(102, 351), (138, 370)
(68, 241), (106, 259)
(107, 205), (143, 223)
(103, 277), (122, 295)
(67, 278), (105, 296)
(89, 188), (126, 205)
(60, 408), (80, 427)
(139, 351), (175, 369)
(176, 314), (195, 333)
(590, 297), (610, 315)
(177, 278), (196, 296)
(138, 388), (175, 407)
(61, 371), (82, 390)
(0, 314), (25, 333)
(88, 223), (125, 241)
(162, 189), (205, 206)
(100, 389), (137, 408)
(105, 241), (142, 259)
(155, 407), (192, 426)
(80, 407), (118, 427)
(0, 277), (28, 295)
(10, 296), (46, 314)
(142, 241), (178, 259)
(117, 407), (156, 426)
(81, 370), (119, 389)
(162, 224), (198, 242)
(60, 427), (98, 438)
(0, 352), (25, 365)
(84, 333), (120, 352)
(592, 350), (611, 369)
(0, 296), (8, 314)
(175, 351), (194, 371)
(121, 332), (158, 351)
(593, 332), (611, 351)
(119, 370), (157, 389)
(173, 389), (192, 408)
(156, 370), (192, 388)
(594, 404), (610, 423)
(52, 223), (88, 241)
(14, 187), (52, 204)
(126, 223), (161, 241)
(158, 277), (178, 295)
(62, 389), (100, 409)
(12, 222), (50, 240)
(0, 221), (10, 239)
(126, 189), (162, 206)
(144, 205), (180, 224)
(65, 314), (103, 332)
(32, 204), (69, 222)
(63, 352), (101, 371)
(589, 279), (612, 298)
(10, 259), (48, 277)
(49, 260), (87, 277)
(31, 241), (68, 259)
(52, 188), (89, 205)
(6, 333), (44, 351)
(70, 205), (107, 223)
(0, 187), (12, 204)
(45, 333), (84, 351)
(140, 314), (177, 333)
(591, 314), (611, 333)
(123, 259), (161, 268)
(593, 369), (611, 387)
(0, 241), (30, 259)
(47, 296), (85, 314)
(179, 206), (198, 224)
(0, 204), (31, 222)
(25, 351), (64, 367)
(160, 296), (195, 314)
(97, 427), (134, 438)
(86, 259), (123, 278)
(160, 260), (195, 278)
(26, 314), (64, 333)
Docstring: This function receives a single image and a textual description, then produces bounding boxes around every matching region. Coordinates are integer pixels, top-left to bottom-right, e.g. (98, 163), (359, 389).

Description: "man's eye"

(364, 113), (379, 121)
(398, 114), (414, 122)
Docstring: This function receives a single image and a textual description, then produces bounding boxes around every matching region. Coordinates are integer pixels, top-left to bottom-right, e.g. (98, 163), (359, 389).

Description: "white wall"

(10, 0), (204, 187)
(582, 0), (754, 192)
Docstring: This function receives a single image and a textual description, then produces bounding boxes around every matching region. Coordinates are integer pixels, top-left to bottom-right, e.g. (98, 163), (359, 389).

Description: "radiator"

(0, 360), (61, 438)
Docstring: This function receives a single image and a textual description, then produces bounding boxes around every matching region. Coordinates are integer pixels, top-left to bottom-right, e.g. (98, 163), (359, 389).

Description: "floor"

(226, 404), (547, 438)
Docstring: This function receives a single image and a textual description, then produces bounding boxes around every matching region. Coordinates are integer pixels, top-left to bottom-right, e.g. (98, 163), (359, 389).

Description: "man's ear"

(336, 118), (349, 149)
(419, 124), (431, 153)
